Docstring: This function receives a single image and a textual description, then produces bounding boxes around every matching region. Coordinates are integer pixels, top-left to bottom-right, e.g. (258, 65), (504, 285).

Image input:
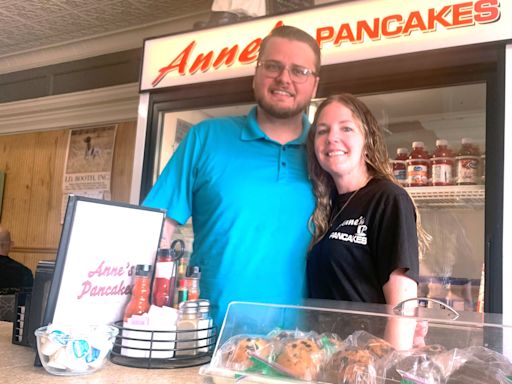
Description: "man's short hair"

(258, 25), (321, 74)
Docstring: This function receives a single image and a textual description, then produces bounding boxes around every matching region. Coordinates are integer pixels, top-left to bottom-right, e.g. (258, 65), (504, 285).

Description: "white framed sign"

(42, 195), (165, 327)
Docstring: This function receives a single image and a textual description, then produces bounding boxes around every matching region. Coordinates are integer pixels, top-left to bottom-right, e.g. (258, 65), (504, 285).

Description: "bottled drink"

(392, 147), (408, 186)
(406, 141), (429, 187)
(455, 138), (480, 185)
(185, 265), (201, 300)
(431, 139), (454, 186)
(177, 279), (188, 305)
(184, 277), (200, 301)
(123, 264), (152, 322)
(173, 252), (190, 307)
(152, 248), (177, 307)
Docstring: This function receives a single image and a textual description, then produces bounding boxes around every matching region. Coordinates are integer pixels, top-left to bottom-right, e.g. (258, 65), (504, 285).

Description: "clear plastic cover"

(200, 300), (512, 383)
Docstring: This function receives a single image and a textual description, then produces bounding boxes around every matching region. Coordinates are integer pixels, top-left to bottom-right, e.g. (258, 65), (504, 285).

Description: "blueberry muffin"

(274, 338), (324, 380)
(223, 336), (272, 370)
(321, 346), (375, 383)
(366, 337), (394, 359)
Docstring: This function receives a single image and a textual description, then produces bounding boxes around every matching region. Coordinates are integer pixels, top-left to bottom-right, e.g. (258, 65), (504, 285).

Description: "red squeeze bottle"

(431, 139), (454, 186)
(406, 141), (429, 187)
(152, 248), (176, 307)
(123, 264), (152, 322)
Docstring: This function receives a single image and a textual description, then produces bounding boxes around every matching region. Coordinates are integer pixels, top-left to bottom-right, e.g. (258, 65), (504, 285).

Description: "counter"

(1, 321), (208, 384)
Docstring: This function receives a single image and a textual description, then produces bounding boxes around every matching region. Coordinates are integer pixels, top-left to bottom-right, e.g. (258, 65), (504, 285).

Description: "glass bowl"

(35, 324), (119, 376)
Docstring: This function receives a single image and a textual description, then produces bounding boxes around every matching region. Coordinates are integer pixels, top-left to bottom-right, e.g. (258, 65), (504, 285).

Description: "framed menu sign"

(42, 195), (166, 327)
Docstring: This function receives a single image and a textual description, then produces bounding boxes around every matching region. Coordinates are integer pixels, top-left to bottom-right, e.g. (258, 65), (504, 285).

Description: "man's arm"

(160, 218), (179, 248)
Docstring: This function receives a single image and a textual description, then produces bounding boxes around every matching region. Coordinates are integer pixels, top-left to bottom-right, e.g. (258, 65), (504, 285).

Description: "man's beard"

(256, 96), (307, 119)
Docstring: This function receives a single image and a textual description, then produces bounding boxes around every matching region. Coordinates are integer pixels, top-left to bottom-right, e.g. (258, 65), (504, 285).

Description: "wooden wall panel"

(111, 121), (136, 202)
(0, 133), (36, 244)
(27, 130), (68, 248)
(1, 120), (136, 273)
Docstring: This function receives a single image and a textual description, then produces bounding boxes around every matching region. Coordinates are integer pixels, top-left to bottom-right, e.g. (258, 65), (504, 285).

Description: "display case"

(200, 300), (512, 383)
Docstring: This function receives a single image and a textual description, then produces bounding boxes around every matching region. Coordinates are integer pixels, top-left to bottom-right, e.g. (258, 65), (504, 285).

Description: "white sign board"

(141, 0), (512, 91)
(43, 196), (165, 326)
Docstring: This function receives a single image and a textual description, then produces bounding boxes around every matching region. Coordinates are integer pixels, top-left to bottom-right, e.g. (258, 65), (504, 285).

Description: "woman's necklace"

(329, 188), (360, 226)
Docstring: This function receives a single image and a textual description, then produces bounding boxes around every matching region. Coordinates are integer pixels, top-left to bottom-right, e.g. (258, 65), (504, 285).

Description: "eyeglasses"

(256, 60), (317, 83)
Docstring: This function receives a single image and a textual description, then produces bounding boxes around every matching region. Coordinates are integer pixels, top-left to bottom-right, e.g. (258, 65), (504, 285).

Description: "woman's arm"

(383, 268), (419, 350)
(383, 268), (418, 306)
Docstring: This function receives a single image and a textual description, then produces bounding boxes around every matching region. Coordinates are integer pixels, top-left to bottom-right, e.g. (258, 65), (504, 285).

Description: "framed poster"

(42, 195), (166, 327)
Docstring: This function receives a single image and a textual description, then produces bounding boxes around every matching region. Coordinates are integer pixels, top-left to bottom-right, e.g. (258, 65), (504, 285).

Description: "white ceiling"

(0, 0), (212, 57)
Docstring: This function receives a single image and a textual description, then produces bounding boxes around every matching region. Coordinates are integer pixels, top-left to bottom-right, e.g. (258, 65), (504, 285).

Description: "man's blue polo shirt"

(143, 107), (315, 326)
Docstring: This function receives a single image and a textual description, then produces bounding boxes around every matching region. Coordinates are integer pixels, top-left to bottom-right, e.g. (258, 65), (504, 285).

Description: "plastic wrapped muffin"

(321, 346), (377, 384)
(214, 335), (274, 371)
(273, 336), (326, 381)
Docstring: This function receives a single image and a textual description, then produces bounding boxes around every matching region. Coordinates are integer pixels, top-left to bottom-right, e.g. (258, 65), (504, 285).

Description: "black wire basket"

(110, 321), (216, 369)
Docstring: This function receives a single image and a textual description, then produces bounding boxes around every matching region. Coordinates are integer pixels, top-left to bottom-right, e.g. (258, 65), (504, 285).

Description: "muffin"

(222, 336), (272, 370)
(274, 337), (324, 380)
(321, 346), (375, 383)
(366, 337), (394, 359)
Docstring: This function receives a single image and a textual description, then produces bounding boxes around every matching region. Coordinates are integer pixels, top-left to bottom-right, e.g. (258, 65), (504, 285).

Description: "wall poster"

(61, 125), (117, 222)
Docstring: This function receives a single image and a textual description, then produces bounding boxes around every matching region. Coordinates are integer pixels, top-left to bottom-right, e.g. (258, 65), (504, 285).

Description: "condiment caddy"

(110, 238), (217, 369)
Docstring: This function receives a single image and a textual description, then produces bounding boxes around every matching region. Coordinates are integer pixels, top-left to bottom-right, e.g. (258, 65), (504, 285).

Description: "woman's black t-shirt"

(307, 178), (419, 303)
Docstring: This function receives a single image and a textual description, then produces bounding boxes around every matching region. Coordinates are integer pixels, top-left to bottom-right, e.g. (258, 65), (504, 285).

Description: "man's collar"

(241, 106), (310, 144)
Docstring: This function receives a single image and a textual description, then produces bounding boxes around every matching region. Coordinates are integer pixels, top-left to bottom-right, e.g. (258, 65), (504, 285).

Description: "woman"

(306, 93), (431, 306)
(306, 94), (430, 348)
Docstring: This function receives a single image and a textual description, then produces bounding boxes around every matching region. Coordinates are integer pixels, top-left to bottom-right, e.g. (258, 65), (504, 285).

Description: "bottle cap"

(135, 264), (152, 276)
(412, 141), (424, 148)
(157, 248), (173, 257)
(179, 300), (200, 314)
(397, 147), (408, 154)
(186, 265), (201, 278)
(436, 139), (448, 146)
(197, 299), (210, 314)
(461, 137), (473, 144)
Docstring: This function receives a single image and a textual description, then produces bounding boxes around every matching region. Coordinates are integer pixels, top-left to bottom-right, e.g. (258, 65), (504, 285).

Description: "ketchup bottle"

(431, 139), (454, 186)
(455, 138), (480, 185)
(406, 141), (429, 187)
(392, 148), (408, 186)
(123, 264), (152, 322)
(152, 248), (176, 307)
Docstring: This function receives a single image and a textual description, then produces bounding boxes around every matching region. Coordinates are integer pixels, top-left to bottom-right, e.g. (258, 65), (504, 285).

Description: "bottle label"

(188, 290), (200, 301)
(393, 169), (407, 184)
(432, 163), (453, 185)
(154, 261), (175, 278)
(456, 156), (479, 184)
(178, 288), (188, 304)
(407, 164), (428, 186)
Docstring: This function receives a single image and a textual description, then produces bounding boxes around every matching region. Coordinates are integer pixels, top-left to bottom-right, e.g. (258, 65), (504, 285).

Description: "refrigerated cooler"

(133, 0), (512, 319)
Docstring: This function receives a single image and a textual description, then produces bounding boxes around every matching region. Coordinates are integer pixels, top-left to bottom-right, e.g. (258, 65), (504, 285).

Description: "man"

(143, 25), (320, 326)
(0, 225), (33, 293)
